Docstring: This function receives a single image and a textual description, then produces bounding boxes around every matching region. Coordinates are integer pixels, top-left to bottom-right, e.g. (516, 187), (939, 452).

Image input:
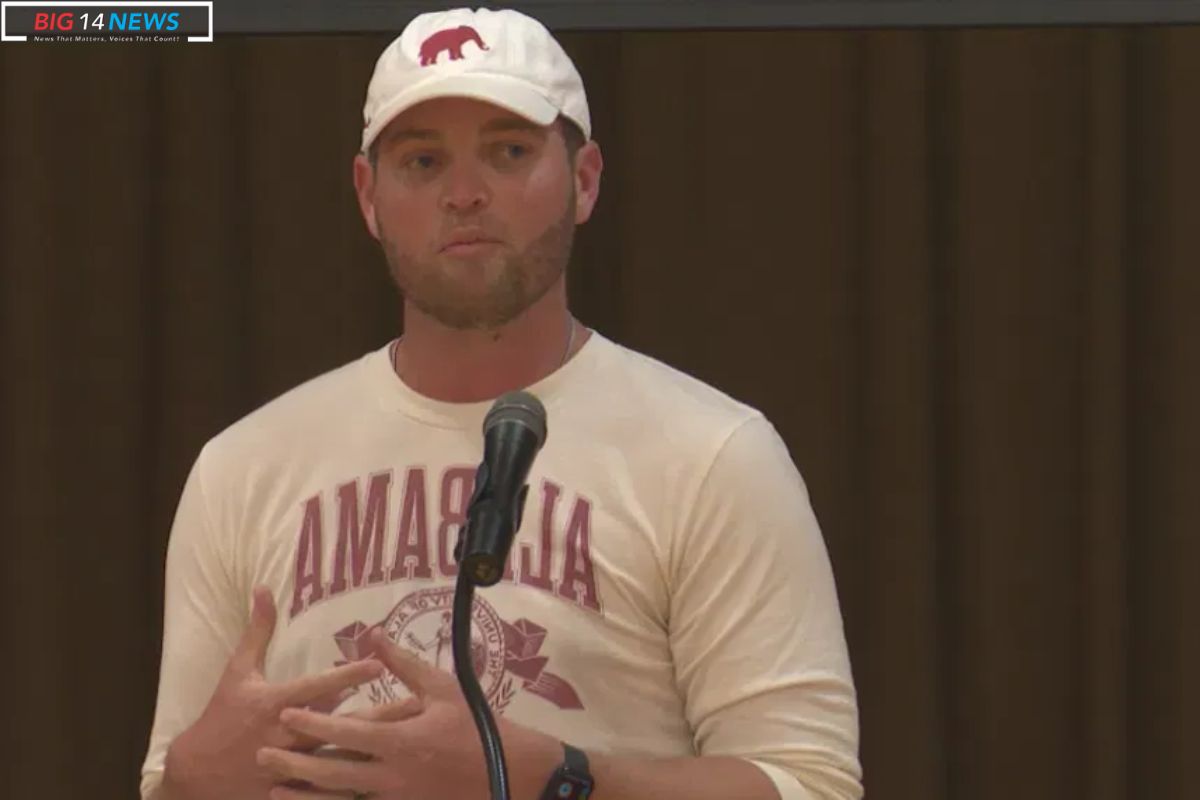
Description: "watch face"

(548, 773), (592, 799)
(542, 745), (593, 800)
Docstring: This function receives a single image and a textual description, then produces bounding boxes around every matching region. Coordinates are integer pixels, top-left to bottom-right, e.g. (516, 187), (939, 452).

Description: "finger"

(306, 686), (357, 715)
(279, 708), (390, 758)
(285, 697), (422, 753)
(269, 787), (356, 800)
(284, 693), (415, 753)
(257, 746), (386, 792)
(232, 586), (277, 674)
(281, 659), (384, 707)
(275, 720), (353, 755)
(347, 696), (423, 723)
(277, 728), (327, 755)
(369, 628), (448, 699)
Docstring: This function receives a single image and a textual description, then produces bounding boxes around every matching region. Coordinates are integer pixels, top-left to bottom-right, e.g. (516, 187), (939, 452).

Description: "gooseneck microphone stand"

(451, 561), (511, 800)
(452, 461), (524, 800)
(451, 390), (547, 800)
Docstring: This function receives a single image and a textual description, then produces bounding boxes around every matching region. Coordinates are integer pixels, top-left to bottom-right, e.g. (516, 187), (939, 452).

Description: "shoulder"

(196, 346), (384, 477)
(585, 334), (771, 458)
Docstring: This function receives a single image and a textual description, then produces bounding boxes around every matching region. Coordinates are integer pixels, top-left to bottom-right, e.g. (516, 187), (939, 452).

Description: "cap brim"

(361, 73), (560, 153)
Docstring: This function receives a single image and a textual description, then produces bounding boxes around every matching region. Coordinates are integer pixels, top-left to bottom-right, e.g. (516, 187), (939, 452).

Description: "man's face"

(354, 97), (594, 331)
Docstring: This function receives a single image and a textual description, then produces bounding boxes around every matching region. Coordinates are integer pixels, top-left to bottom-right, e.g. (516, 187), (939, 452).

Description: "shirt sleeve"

(667, 414), (863, 800)
(140, 443), (247, 799)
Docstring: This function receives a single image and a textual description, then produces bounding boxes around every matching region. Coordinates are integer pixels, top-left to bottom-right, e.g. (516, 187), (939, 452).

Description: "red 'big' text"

(34, 12), (74, 31)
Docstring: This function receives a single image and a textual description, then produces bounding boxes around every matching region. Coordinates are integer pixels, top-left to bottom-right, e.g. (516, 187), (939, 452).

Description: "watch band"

(539, 742), (595, 800)
(563, 743), (589, 774)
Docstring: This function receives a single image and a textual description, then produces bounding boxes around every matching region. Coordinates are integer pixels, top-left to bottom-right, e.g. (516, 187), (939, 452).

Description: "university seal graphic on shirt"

(333, 586), (584, 713)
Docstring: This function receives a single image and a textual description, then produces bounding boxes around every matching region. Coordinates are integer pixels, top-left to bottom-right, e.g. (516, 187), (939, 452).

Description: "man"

(142, 7), (863, 800)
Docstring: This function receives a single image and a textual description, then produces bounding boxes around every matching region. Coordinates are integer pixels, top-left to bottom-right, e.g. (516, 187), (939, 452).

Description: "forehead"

(376, 97), (550, 148)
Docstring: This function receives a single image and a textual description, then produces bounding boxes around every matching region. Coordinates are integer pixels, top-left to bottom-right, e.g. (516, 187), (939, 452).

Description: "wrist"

(161, 730), (205, 800)
(497, 718), (564, 799)
(159, 756), (189, 800)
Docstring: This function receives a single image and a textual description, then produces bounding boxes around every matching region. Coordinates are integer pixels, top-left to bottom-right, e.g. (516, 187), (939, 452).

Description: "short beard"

(377, 191), (576, 332)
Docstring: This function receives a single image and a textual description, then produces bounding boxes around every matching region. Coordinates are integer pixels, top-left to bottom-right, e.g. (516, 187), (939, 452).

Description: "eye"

(495, 142), (530, 161)
(403, 153), (439, 171)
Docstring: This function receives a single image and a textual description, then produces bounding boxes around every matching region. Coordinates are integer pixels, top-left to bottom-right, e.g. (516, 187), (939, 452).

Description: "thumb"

(232, 585), (277, 674)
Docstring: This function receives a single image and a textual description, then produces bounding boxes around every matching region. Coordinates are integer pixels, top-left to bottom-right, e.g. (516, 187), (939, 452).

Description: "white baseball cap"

(360, 7), (591, 154)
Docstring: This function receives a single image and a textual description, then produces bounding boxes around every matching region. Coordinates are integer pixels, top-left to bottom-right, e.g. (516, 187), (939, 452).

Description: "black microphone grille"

(483, 390), (548, 446)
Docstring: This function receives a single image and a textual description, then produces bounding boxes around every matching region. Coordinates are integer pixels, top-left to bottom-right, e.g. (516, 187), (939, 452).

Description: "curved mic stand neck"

(452, 569), (511, 800)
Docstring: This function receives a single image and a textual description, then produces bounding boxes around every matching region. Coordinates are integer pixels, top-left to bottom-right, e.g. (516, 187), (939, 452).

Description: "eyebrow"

(480, 118), (548, 135)
(380, 128), (440, 148)
(381, 117), (548, 148)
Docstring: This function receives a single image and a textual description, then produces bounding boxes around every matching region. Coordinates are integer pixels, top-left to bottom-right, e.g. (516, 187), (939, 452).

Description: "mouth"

(440, 237), (502, 255)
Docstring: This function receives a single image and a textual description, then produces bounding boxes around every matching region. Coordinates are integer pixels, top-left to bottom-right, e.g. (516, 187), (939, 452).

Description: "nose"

(438, 159), (491, 214)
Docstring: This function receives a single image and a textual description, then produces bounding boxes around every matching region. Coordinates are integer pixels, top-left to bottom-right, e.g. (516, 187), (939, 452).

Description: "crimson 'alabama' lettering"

(330, 472), (391, 594)
(558, 496), (601, 612)
(519, 481), (559, 592)
(436, 466), (474, 578)
(288, 466), (603, 619)
(390, 466), (433, 581)
(290, 496), (325, 617)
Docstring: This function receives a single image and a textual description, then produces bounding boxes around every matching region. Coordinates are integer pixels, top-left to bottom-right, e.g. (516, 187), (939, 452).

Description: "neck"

(393, 278), (586, 403)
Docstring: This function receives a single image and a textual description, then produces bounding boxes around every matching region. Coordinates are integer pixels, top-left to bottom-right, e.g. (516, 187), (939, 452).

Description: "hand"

(256, 629), (560, 800)
(162, 587), (388, 800)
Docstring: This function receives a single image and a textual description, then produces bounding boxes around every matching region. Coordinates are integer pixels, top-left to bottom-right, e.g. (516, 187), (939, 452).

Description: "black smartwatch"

(538, 742), (595, 800)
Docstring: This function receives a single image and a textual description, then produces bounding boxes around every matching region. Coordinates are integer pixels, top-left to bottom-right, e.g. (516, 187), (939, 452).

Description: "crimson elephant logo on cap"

(419, 25), (490, 66)
(333, 587), (584, 715)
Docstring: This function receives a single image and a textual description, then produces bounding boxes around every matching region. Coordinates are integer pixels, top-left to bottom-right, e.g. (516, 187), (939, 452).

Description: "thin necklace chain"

(392, 315), (577, 384)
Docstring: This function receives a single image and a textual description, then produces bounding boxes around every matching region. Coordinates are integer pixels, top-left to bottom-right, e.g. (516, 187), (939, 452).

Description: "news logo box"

(2, 2), (212, 42)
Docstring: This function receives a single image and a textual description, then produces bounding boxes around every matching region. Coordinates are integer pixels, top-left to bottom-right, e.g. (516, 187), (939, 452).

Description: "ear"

(353, 153), (381, 240)
(571, 139), (604, 225)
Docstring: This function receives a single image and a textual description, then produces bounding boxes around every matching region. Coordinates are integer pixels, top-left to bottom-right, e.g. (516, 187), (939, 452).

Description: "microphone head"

(483, 390), (548, 448)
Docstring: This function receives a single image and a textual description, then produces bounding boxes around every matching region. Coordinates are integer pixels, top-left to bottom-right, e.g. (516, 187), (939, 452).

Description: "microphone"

(452, 390), (548, 800)
(459, 390), (548, 587)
